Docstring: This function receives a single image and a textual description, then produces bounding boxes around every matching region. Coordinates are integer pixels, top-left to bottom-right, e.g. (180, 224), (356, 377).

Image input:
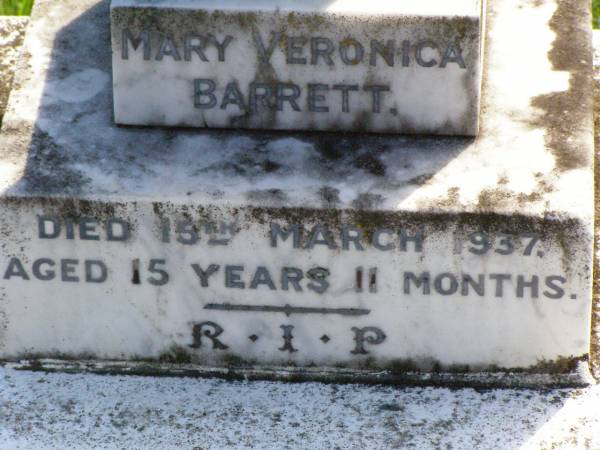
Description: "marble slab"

(110, 0), (485, 135)
(0, 0), (594, 382)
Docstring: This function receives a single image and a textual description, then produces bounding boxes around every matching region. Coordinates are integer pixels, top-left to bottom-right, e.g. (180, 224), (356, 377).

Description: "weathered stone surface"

(591, 30), (600, 381)
(0, 0), (594, 382)
(0, 17), (28, 126)
(110, 0), (485, 135)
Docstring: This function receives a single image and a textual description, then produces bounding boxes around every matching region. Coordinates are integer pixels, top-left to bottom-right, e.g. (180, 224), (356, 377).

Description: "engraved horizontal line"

(204, 303), (371, 317)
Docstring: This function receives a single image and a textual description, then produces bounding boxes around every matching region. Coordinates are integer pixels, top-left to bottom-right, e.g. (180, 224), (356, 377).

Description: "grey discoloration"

(528, 0), (592, 172)
(0, 0), (590, 217)
(247, 188), (288, 205)
(318, 186), (340, 208)
(4, 357), (593, 388)
(408, 173), (434, 185)
(22, 129), (92, 195)
(352, 193), (385, 210)
(353, 153), (386, 176)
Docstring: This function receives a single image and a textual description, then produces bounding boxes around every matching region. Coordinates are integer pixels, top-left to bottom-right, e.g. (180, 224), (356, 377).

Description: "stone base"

(5, 359), (595, 389)
(0, 0), (594, 383)
(0, 197), (593, 375)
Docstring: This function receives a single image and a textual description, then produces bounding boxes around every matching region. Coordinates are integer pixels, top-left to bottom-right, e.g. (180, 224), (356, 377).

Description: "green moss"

(286, 12), (301, 29)
(158, 346), (192, 364)
(526, 356), (583, 374)
(193, 10), (208, 22)
(446, 364), (471, 374)
(388, 359), (419, 374)
(350, 111), (371, 133)
(234, 11), (258, 30)
(26, 359), (43, 370)
(222, 354), (254, 368)
(356, 356), (377, 370)
(303, 14), (326, 32)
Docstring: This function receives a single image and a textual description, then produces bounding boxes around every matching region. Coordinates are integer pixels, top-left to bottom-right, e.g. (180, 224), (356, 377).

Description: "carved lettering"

(351, 326), (386, 354)
(279, 325), (297, 352)
(190, 322), (229, 350)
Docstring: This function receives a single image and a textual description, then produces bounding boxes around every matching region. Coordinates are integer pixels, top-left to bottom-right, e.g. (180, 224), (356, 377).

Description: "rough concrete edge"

(1, 359), (594, 390)
(592, 30), (600, 381)
(0, 16), (28, 127)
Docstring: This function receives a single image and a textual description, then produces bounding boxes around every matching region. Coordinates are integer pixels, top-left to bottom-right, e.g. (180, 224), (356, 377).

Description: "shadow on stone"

(3, 0), (473, 211)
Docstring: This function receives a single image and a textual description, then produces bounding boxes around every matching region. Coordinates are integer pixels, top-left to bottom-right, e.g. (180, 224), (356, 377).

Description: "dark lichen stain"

(318, 186), (341, 208)
(262, 160), (281, 173)
(379, 403), (404, 412)
(158, 346), (192, 364)
(525, 355), (582, 374)
(407, 173), (434, 185)
(222, 354), (256, 368)
(477, 188), (513, 211)
(8, 353), (590, 388)
(352, 193), (385, 211)
(388, 359), (419, 374)
(131, 262), (140, 285)
(517, 191), (543, 205)
(313, 134), (361, 160)
(428, 187), (460, 209)
(23, 129), (91, 195)
(247, 189), (287, 204)
(527, 0), (592, 172)
(353, 154), (386, 176)
(351, 111), (372, 133)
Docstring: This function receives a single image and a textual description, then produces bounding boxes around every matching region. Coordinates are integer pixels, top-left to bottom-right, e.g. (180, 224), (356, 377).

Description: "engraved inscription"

(3, 213), (580, 358)
(112, 3), (484, 134)
(121, 29), (466, 69)
(118, 28), (468, 115)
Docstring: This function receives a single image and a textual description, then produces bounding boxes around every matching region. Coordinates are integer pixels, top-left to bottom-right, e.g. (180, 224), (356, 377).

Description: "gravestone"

(0, 0), (594, 386)
(111, 0), (485, 135)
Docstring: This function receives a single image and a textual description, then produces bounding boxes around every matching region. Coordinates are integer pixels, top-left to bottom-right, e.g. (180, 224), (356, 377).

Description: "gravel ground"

(0, 17), (27, 126)
(0, 366), (599, 450)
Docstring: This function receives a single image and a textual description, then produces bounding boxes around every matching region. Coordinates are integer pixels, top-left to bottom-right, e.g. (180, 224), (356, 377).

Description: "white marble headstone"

(111, 0), (485, 135)
(0, 0), (594, 385)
